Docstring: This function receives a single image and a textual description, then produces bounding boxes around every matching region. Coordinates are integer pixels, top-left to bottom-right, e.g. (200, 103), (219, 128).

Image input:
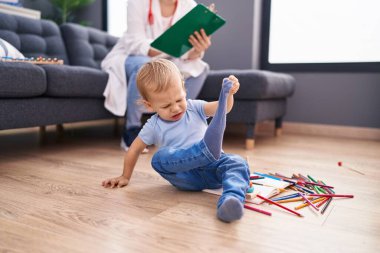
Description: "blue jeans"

(151, 140), (250, 207)
(124, 55), (209, 130)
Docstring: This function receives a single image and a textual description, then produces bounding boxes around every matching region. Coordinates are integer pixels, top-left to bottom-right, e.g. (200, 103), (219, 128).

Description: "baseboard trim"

(2, 119), (380, 141)
(282, 122), (380, 141)
(227, 121), (380, 141)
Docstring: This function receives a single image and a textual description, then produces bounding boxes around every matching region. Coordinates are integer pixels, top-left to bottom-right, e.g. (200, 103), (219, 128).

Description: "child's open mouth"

(171, 112), (183, 120)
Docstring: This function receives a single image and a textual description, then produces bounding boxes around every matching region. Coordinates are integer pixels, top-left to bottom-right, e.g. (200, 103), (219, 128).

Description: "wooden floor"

(0, 123), (379, 253)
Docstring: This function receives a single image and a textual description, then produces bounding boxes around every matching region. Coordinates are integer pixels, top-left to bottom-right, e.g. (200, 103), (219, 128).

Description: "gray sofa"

(0, 12), (295, 149)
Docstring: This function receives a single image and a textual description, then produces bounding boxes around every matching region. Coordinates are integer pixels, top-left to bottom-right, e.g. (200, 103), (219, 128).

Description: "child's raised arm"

(204, 75), (240, 117)
(102, 137), (147, 188)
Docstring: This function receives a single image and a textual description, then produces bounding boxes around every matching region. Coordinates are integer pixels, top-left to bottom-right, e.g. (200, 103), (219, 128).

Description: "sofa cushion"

(0, 12), (69, 64)
(200, 69), (296, 100)
(61, 23), (118, 69)
(42, 65), (108, 98)
(0, 62), (46, 98)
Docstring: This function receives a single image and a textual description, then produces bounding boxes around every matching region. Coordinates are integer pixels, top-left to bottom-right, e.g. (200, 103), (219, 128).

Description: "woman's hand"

(187, 29), (212, 60)
(102, 175), (130, 188)
(186, 3), (215, 60)
(148, 48), (162, 57)
(208, 3), (216, 12)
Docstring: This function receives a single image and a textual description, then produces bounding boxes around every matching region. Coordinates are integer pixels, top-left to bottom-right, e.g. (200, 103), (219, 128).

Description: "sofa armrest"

(199, 69), (295, 100)
(61, 23), (118, 69)
(0, 62), (46, 97)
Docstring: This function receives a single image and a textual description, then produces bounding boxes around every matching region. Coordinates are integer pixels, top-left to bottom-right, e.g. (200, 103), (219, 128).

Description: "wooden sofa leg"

(246, 123), (256, 150)
(275, 117), (283, 137)
(56, 124), (64, 141)
(39, 126), (46, 144)
(113, 118), (120, 137)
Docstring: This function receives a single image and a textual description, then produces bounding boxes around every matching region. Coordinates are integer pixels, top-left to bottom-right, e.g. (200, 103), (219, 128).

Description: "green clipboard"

(150, 4), (226, 58)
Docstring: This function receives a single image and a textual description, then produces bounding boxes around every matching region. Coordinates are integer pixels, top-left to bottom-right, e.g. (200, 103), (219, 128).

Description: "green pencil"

(307, 175), (327, 194)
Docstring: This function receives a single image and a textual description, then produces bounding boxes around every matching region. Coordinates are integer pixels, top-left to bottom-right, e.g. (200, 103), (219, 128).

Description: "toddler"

(102, 59), (250, 222)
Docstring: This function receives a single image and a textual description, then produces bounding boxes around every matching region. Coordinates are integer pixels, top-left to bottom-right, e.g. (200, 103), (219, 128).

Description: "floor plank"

(0, 124), (379, 252)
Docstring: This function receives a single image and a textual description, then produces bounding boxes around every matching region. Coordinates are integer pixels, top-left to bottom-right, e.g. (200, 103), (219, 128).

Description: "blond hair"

(136, 59), (184, 100)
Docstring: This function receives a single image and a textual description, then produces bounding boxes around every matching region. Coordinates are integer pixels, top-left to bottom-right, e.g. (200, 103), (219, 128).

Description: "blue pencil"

(294, 184), (315, 194)
(254, 172), (282, 181)
(271, 193), (300, 201)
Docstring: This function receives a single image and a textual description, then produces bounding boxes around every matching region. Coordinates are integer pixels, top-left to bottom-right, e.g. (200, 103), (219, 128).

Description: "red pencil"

(316, 197), (331, 208)
(256, 194), (303, 217)
(309, 194), (354, 198)
(244, 204), (272, 216)
(250, 175), (265, 180)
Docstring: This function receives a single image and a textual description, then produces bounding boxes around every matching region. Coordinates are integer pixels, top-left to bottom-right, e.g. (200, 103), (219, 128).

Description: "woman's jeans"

(124, 55), (209, 132)
(151, 140), (250, 207)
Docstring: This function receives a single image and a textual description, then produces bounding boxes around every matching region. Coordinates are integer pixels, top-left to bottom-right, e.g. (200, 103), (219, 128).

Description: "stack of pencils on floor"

(243, 172), (354, 217)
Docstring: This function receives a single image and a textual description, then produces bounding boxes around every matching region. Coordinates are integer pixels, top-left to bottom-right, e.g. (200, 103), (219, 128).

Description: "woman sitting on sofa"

(101, 0), (214, 152)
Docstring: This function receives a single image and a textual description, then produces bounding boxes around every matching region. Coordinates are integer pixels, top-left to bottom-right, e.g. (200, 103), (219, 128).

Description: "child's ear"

(141, 100), (154, 112)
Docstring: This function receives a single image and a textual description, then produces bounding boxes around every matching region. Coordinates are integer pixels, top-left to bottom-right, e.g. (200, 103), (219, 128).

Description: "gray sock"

(217, 196), (244, 222)
(203, 79), (233, 160)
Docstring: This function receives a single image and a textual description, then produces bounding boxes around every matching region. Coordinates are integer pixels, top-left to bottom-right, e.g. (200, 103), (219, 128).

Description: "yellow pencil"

(295, 197), (326, 210)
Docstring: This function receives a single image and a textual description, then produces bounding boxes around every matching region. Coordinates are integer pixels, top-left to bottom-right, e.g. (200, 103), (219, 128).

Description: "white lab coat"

(101, 0), (208, 116)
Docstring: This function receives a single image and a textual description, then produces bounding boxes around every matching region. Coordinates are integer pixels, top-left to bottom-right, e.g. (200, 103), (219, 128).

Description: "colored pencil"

(289, 186), (303, 192)
(338, 162), (365, 175)
(296, 180), (318, 193)
(276, 196), (313, 203)
(299, 193), (319, 211)
(321, 197), (333, 214)
(320, 180), (335, 194)
(309, 194), (354, 198)
(294, 197), (326, 210)
(298, 173), (310, 182)
(307, 175), (327, 194)
(274, 173), (293, 180)
(254, 172), (283, 181)
(307, 174), (318, 183)
(316, 197), (331, 208)
(244, 204), (272, 216)
(250, 182), (287, 192)
(269, 173), (294, 181)
(282, 179), (297, 186)
(271, 193), (300, 201)
(292, 174), (302, 180)
(303, 181), (334, 189)
(257, 194), (303, 217)
(250, 175), (265, 180)
(293, 184), (315, 194)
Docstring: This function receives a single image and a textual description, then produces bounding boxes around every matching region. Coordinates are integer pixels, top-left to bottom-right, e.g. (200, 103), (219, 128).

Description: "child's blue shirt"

(139, 99), (208, 149)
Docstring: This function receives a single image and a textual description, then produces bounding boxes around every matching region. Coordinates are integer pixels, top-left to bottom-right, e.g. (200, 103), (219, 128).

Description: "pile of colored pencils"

(244, 172), (354, 217)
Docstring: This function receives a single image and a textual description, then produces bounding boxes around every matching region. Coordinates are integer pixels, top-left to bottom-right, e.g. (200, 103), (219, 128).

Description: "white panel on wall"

(269, 0), (380, 63)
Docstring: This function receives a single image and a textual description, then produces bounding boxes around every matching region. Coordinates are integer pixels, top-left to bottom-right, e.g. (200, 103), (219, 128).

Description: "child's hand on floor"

(102, 175), (130, 188)
(225, 75), (240, 95)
